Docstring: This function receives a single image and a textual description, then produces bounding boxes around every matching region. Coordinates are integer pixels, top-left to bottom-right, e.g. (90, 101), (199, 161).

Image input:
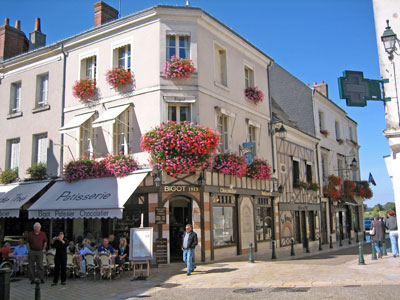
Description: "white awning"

(28, 170), (150, 219)
(0, 184), (17, 197)
(163, 96), (196, 103)
(92, 104), (130, 128)
(0, 181), (53, 218)
(59, 112), (96, 133)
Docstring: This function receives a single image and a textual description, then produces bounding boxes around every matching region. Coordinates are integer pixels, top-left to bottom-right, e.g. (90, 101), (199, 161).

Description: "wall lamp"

(381, 20), (399, 61)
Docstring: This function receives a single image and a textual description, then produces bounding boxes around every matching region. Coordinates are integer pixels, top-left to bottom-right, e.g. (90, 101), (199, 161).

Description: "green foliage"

(373, 206), (380, 216)
(26, 163), (47, 180)
(0, 168), (18, 184)
(384, 202), (395, 212)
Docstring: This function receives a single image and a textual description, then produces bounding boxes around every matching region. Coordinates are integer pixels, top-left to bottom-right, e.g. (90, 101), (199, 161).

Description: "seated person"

(115, 237), (129, 275)
(13, 239), (28, 275)
(0, 242), (12, 262)
(97, 238), (114, 254)
(79, 239), (94, 275)
(108, 234), (119, 250)
(66, 241), (76, 254)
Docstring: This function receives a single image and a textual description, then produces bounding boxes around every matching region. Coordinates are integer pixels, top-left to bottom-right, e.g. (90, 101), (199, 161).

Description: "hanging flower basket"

(343, 180), (356, 198)
(163, 56), (196, 79)
(213, 153), (247, 177)
(323, 174), (342, 199)
(245, 86), (264, 104)
(246, 158), (272, 180)
(355, 181), (373, 199)
(320, 130), (329, 137)
(105, 67), (133, 88)
(72, 79), (97, 101)
(103, 152), (138, 177)
(141, 121), (219, 177)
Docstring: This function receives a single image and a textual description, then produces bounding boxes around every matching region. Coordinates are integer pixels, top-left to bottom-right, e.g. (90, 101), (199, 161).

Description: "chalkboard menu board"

(155, 207), (167, 224)
(156, 238), (168, 264)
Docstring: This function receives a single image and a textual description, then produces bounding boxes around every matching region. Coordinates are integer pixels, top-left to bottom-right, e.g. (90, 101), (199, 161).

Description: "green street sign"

(338, 70), (387, 107)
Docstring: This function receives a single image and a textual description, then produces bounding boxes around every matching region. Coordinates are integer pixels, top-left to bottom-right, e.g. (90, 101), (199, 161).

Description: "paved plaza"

(9, 242), (400, 300)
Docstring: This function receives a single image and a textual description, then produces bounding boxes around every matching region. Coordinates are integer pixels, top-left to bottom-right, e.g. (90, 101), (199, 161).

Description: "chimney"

(0, 18), (29, 62)
(94, 1), (119, 27)
(29, 18), (46, 50)
(313, 80), (328, 98)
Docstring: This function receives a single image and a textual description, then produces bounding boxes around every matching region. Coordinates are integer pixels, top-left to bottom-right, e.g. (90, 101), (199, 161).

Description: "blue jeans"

(183, 249), (195, 274)
(375, 241), (383, 255)
(390, 231), (399, 257)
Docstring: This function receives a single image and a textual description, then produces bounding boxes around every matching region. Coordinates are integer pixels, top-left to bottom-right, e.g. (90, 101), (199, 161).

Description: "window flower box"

(213, 152), (247, 177)
(72, 79), (97, 101)
(323, 174), (342, 199)
(105, 67), (133, 88)
(27, 163), (47, 180)
(246, 158), (272, 180)
(307, 182), (319, 191)
(245, 86), (264, 104)
(0, 168), (18, 184)
(355, 181), (373, 199)
(320, 129), (329, 137)
(163, 56), (196, 79)
(343, 180), (356, 198)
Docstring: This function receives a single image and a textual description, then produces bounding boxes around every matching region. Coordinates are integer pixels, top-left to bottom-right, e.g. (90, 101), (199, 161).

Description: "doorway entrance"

(169, 197), (192, 262)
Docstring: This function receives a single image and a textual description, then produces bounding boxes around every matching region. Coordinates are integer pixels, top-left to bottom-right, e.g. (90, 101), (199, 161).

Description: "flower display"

(246, 158), (272, 180)
(213, 153), (247, 177)
(245, 86), (264, 104)
(320, 130), (329, 137)
(163, 56), (196, 79)
(105, 67), (133, 88)
(355, 181), (373, 199)
(0, 168), (18, 184)
(141, 121), (219, 177)
(323, 174), (342, 200)
(72, 79), (96, 100)
(27, 163), (47, 180)
(343, 180), (356, 198)
(103, 152), (138, 177)
(307, 182), (319, 192)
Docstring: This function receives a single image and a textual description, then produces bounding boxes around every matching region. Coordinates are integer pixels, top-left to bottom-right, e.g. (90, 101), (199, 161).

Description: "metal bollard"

(318, 237), (322, 251)
(290, 239), (295, 256)
(35, 279), (41, 300)
(355, 230), (359, 243)
(0, 268), (11, 300)
(329, 235), (333, 249)
(271, 240), (277, 260)
(249, 243), (254, 263)
(358, 242), (365, 265)
(363, 231), (366, 242)
(371, 241), (377, 260)
(305, 238), (310, 253)
(348, 231), (352, 245)
(382, 241), (388, 256)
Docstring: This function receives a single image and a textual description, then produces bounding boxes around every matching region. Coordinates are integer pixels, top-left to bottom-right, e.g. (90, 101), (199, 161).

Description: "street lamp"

(381, 20), (398, 60)
(275, 124), (287, 139)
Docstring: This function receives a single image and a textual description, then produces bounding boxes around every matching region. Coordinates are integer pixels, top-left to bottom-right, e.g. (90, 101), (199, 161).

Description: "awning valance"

(28, 170), (150, 219)
(60, 111), (96, 133)
(92, 104), (130, 128)
(0, 181), (53, 218)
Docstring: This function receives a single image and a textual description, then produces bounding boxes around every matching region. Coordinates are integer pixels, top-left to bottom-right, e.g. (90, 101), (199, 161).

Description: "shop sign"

(279, 203), (320, 211)
(219, 187), (237, 194)
(156, 238), (168, 264)
(261, 191), (272, 196)
(163, 185), (199, 192)
(155, 207), (167, 224)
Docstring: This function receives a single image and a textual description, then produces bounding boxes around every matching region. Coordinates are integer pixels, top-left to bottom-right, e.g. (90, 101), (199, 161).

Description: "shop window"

(256, 198), (272, 241)
(214, 44), (227, 86)
(10, 82), (21, 114)
(33, 133), (48, 164)
(168, 103), (191, 122)
(213, 195), (236, 247)
(166, 34), (190, 59)
(113, 109), (129, 155)
(114, 194), (148, 236)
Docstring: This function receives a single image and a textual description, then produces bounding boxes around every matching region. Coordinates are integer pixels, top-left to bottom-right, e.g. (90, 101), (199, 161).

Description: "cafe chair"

(84, 254), (98, 280)
(46, 253), (55, 275)
(99, 254), (115, 280)
(66, 253), (76, 278)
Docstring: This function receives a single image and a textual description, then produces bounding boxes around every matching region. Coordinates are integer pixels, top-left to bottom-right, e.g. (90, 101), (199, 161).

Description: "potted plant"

(323, 174), (342, 200)
(320, 129), (329, 137)
(343, 180), (356, 198)
(307, 182), (319, 191)
(26, 163), (47, 180)
(245, 86), (264, 104)
(163, 56), (196, 79)
(72, 78), (97, 101)
(246, 158), (272, 180)
(0, 168), (18, 184)
(213, 152), (247, 177)
(105, 67), (133, 88)
(103, 152), (138, 177)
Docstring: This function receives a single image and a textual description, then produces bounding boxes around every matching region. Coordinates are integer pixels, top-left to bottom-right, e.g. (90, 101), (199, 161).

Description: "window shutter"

(37, 135), (48, 164)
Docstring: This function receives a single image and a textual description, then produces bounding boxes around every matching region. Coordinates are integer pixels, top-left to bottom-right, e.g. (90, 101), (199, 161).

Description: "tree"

(384, 202), (396, 211)
(373, 206), (380, 216)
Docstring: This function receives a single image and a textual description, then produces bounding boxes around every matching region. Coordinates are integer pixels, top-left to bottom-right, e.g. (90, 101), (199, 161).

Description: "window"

(79, 121), (94, 158)
(293, 160), (300, 187)
(113, 110), (129, 154)
(213, 195), (236, 247)
(321, 153), (328, 185)
(337, 156), (344, 180)
(335, 121), (340, 140)
(36, 74), (48, 108)
(166, 35), (190, 59)
(33, 133), (48, 164)
(168, 104), (191, 122)
(256, 198), (272, 241)
(10, 82), (21, 114)
(112, 44), (131, 69)
(349, 126), (354, 141)
(248, 124), (257, 156)
(244, 66), (254, 88)
(306, 163), (312, 183)
(80, 56), (97, 80)
(318, 111), (324, 131)
(214, 44), (227, 86)
(7, 139), (20, 169)
(217, 114), (229, 152)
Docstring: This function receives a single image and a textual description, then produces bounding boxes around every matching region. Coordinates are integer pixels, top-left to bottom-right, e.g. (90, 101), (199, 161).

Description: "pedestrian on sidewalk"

(52, 232), (67, 286)
(181, 224), (198, 276)
(386, 210), (398, 258)
(27, 222), (47, 284)
(372, 215), (386, 258)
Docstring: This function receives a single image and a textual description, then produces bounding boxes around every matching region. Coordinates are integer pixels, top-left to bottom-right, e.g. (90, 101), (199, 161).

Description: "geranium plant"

(0, 168), (18, 184)
(72, 78), (96, 100)
(27, 163), (47, 180)
(246, 158), (272, 180)
(320, 129), (329, 137)
(63, 156), (107, 182)
(141, 121), (219, 177)
(103, 152), (138, 177)
(245, 86), (264, 104)
(343, 180), (356, 198)
(323, 174), (342, 200)
(105, 67), (133, 88)
(213, 153), (247, 177)
(163, 56), (196, 79)
(356, 181), (373, 199)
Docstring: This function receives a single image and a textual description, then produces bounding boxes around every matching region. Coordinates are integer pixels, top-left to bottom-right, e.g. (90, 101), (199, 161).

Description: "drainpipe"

(266, 61), (276, 174)
(59, 43), (67, 176)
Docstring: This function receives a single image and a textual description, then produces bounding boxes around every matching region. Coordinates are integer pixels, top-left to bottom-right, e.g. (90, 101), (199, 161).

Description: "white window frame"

(33, 133), (48, 165)
(349, 126), (354, 141)
(10, 82), (21, 114)
(318, 111), (324, 131)
(113, 109), (130, 155)
(244, 65), (254, 89)
(7, 138), (20, 170)
(79, 49), (99, 80)
(214, 42), (228, 87)
(79, 120), (94, 158)
(167, 103), (192, 122)
(166, 33), (191, 59)
(337, 155), (345, 180)
(247, 124), (257, 156)
(335, 120), (340, 140)
(111, 39), (133, 69)
(321, 152), (329, 185)
(36, 73), (49, 108)
(217, 113), (229, 152)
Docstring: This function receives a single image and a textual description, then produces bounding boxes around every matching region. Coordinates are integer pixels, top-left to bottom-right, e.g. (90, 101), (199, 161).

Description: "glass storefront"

(213, 195), (236, 247)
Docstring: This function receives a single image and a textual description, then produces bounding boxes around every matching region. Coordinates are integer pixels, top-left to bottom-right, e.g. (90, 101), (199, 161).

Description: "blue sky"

(1, 0), (391, 207)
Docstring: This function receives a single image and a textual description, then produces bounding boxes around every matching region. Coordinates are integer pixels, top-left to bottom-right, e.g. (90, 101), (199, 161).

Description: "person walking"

(181, 224), (198, 276)
(27, 222), (47, 284)
(52, 232), (67, 286)
(372, 215), (386, 258)
(386, 210), (398, 257)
